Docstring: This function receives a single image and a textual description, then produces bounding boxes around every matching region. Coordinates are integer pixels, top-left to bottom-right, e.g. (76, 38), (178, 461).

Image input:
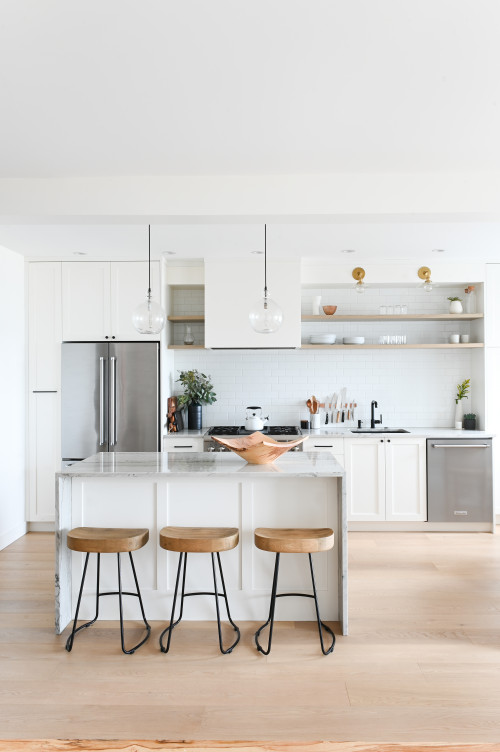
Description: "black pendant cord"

(148, 224), (151, 296)
(264, 224), (267, 296)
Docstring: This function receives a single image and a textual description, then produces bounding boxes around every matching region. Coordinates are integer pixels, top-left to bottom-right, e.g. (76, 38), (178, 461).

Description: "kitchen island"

(56, 451), (347, 635)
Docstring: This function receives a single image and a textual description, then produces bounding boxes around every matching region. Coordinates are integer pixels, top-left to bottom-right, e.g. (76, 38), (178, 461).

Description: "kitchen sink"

(350, 428), (410, 433)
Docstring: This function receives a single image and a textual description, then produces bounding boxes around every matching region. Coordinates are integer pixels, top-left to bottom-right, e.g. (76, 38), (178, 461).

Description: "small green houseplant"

(463, 412), (476, 430)
(177, 370), (216, 429)
(454, 378), (470, 429)
(447, 296), (463, 313)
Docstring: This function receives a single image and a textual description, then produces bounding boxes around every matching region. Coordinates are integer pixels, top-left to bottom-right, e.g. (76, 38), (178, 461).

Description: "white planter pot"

(449, 300), (463, 314)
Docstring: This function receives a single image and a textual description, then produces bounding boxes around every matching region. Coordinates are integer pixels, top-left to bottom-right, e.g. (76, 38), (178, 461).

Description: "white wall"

(172, 285), (481, 429)
(0, 246), (26, 548)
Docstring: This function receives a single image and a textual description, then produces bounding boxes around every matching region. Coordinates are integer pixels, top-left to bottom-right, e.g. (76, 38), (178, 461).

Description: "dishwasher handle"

(431, 443), (490, 449)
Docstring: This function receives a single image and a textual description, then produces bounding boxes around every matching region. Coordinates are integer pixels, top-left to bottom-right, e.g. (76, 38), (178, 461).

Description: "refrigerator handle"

(110, 356), (117, 446)
(99, 357), (106, 446)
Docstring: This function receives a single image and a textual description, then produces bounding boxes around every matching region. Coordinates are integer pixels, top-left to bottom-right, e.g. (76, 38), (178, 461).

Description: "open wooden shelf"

(301, 343), (484, 350)
(301, 313), (484, 322)
(167, 315), (205, 322)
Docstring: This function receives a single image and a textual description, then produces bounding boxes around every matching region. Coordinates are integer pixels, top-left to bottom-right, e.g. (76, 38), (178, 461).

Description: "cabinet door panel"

(62, 263), (111, 341)
(28, 263), (61, 390)
(28, 392), (59, 521)
(385, 439), (427, 521)
(345, 439), (385, 521)
(111, 261), (161, 341)
(205, 259), (301, 348)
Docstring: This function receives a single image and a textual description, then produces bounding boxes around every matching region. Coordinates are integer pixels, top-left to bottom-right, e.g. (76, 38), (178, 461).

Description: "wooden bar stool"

(159, 526), (240, 654)
(254, 527), (335, 656)
(65, 527), (151, 654)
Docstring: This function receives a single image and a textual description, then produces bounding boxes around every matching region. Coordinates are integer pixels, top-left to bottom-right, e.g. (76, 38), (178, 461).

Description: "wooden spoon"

(306, 399), (313, 414)
(312, 395), (318, 414)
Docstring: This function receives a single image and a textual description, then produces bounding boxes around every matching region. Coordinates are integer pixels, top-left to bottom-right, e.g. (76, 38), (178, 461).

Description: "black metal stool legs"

(254, 552), (335, 656)
(212, 552), (240, 654)
(65, 551), (100, 652)
(254, 552), (281, 655)
(117, 552), (151, 654)
(159, 551), (188, 653)
(160, 551), (240, 654)
(66, 551), (151, 654)
(308, 553), (335, 655)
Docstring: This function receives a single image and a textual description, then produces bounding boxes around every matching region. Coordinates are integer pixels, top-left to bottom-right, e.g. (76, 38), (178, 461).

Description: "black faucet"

(370, 400), (383, 429)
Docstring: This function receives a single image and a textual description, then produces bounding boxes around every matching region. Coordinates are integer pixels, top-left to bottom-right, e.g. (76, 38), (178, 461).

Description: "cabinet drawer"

(164, 438), (204, 453)
(304, 438), (344, 454)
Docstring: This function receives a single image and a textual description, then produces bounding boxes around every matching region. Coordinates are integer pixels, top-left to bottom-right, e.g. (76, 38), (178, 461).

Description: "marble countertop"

(164, 427), (494, 439)
(58, 451), (345, 478)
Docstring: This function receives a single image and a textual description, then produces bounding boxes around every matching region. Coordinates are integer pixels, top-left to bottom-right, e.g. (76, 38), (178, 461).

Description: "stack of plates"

(343, 336), (365, 345)
(310, 334), (336, 345)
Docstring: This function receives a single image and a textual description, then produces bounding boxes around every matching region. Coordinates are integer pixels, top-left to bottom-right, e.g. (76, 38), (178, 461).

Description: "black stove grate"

(207, 425), (300, 436)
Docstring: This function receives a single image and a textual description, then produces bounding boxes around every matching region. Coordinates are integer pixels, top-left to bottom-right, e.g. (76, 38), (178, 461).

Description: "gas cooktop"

(207, 425), (301, 436)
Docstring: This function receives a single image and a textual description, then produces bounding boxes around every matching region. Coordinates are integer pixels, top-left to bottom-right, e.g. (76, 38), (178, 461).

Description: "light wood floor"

(1, 531), (500, 743)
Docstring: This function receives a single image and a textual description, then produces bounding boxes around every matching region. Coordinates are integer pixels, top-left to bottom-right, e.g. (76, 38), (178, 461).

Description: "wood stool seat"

(159, 526), (239, 553)
(254, 527), (334, 554)
(67, 527), (149, 554)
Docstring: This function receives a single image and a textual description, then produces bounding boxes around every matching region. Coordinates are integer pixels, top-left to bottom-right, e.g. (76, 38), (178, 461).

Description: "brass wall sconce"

(352, 267), (366, 294)
(418, 266), (433, 292)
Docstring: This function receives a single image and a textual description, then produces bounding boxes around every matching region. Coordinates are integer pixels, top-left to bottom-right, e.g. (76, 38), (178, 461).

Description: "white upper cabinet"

(204, 258), (301, 348)
(28, 262), (62, 390)
(62, 262), (111, 341)
(62, 261), (160, 341)
(485, 264), (500, 347)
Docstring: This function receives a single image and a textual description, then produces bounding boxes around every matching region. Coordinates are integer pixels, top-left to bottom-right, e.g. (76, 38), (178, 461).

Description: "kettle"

(245, 406), (269, 431)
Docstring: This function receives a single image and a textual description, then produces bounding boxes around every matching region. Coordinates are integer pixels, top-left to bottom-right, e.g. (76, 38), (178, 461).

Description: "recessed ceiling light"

(164, 251), (176, 255)
(340, 249), (356, 254)
(251, 250), (264, 255)
(73, 251), (87, 256)
(432, 248), (446, 253)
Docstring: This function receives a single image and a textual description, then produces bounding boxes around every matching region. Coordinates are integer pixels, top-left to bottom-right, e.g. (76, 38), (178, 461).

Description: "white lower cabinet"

(163, 437), (204, 452)
(345, 437), (426, 522)
(28, 392), (60, 522)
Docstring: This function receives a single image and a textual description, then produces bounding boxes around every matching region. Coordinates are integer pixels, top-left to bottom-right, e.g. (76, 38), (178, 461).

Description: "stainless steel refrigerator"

(62, 342), (160, 461)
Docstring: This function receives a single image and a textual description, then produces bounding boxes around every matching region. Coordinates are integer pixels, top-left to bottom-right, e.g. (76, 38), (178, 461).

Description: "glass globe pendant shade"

(354, 280), (365, 294)
(423, 279), (433, 292)
(249, 291), (283, 333)
(132, 291), (166, 335)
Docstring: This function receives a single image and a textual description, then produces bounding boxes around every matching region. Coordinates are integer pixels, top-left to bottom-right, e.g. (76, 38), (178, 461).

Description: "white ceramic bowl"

(343, 336), (365, 345)
(310, 334), (336, 345)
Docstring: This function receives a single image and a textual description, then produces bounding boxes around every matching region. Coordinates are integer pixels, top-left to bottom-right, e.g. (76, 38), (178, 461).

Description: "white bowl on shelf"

(310, 334), (336, 345)
(343, 336), (365, 345)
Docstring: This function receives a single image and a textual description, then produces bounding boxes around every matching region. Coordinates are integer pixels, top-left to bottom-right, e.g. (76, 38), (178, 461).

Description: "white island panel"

(56, 452), (346, 634)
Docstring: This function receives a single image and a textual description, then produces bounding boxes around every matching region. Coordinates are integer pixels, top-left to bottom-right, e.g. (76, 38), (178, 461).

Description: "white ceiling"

(1, 0), (500, 177)
(2, 220), (500, 262)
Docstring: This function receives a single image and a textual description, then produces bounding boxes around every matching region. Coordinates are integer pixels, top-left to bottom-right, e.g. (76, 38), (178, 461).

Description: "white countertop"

(164, 427), (494, 439)
(58, 451), (346, 477)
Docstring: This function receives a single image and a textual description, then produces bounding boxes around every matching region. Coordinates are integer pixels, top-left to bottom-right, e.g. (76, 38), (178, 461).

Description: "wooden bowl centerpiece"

(322, 305), (337, 316)
(212, 432), (308, 464)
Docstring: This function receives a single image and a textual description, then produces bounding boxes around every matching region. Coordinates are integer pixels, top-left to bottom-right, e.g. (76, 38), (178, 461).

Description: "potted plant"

(454, 378), (470, 429)
(448, 296), (463, 314)
(177, 369), (216, 430)
(463, 413), (477, 430)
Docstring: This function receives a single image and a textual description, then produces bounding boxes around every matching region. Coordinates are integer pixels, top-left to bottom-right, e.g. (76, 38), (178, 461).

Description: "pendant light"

(132, 225), (166, 334)
(249, 224), (283, 334)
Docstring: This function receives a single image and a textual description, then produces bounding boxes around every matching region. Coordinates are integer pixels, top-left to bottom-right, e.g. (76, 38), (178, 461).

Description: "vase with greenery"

(448, 296), (463, 314)
(463, 412), (476, 430)
(177, 369), (216, 430)
(454, 378), (470, 429)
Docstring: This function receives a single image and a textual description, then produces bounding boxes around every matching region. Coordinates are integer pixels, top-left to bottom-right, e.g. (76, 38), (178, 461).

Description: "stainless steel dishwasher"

(427, 438), (493, 522)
